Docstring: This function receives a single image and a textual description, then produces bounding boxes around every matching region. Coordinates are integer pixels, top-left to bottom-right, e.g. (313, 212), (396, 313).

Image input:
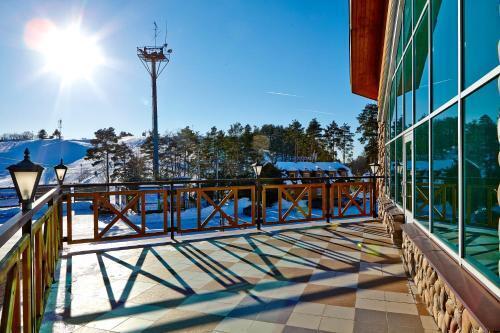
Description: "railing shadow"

(42, 222), (409, 331)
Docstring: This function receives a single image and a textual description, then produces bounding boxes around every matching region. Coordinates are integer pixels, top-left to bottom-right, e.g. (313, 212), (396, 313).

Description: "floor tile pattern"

(41, 221), (438, 332)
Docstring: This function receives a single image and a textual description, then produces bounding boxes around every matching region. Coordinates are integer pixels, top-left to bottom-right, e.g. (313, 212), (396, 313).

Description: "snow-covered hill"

(0, 137), (144, 187)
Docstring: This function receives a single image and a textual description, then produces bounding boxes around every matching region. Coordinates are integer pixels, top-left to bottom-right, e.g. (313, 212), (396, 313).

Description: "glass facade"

(431, 0), (457, 111)
(414, 122), (429, 227)
(414, 11), (428, 122)
(462, 0), (499, 88)
(383, 0), (499, 289)
(463, 79), (499, 285)
(432, 105), (458, 251)
(403, 41), (413, 129)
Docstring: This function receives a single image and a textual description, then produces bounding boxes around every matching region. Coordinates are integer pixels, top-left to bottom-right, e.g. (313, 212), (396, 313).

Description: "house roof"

(275, 161), (350, 172)
(349, 0), (389, 100)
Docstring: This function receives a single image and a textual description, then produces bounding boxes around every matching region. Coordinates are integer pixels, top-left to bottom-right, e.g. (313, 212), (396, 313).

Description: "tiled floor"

(41, 220), (439, 332)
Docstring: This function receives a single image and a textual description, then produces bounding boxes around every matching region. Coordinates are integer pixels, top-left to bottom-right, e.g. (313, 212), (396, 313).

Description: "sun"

(25, 19), (104, 83)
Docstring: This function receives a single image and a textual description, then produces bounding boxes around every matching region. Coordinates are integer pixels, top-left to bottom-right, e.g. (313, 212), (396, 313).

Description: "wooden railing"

(0, 187), (63, 332)
(62, 177), (378, 243)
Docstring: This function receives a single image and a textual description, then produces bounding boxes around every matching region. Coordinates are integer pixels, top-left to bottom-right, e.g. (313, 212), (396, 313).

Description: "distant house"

(275, 161), (352, 179)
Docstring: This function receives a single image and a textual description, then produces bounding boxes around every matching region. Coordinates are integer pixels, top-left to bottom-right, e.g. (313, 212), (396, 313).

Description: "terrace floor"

(41, 220), (439, 333)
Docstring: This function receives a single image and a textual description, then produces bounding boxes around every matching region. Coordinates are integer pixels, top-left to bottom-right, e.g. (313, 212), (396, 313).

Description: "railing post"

(21, 201), (34, 333)
(169, 181), (175, 240)
(325, 179), (331, 223)
(372, 175), (378, 218)
(256, 177), (261, 230)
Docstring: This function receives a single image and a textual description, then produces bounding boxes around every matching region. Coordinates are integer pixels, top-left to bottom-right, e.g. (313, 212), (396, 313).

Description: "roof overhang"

(349, 0), (389, 100)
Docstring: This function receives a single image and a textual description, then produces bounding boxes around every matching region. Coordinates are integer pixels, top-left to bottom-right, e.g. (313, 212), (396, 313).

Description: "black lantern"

(54, 159), (68, 185)
(397, 161), (403, 174)
(251, 161), (263, 178)
(368, 162), (380, 175)
(7, 148), (44, 205)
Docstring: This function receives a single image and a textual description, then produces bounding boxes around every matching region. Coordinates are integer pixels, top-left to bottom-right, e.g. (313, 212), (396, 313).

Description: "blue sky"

(0, 0), (371, 155)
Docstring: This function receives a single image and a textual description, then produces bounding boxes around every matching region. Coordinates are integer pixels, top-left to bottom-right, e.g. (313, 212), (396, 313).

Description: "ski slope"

(0, 137), (145, 187)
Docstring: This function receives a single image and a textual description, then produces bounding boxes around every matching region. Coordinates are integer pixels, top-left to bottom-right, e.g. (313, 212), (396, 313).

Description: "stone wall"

(401, 232), (488, 333)
(378, 195), (405, 247)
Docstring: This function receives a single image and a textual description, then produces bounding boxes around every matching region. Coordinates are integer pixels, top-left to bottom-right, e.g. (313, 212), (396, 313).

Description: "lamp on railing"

(368, 161), (380, 218)
(368, 162), (380, 176)
(7, 148), (44, 211)
(397, 161), (403, 174)
(54, 159), (68, 185)
(251, 161), (263, 178)
(251, 160), (264, 230)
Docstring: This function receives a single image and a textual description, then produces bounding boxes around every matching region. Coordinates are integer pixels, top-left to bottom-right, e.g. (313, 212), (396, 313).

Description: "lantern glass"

(254, 165), (262, 177)
(55, 167), (66, 182)
(13, 171), (39, 201)
(54, 159), (68, 184)
(369, 163), (380, 175)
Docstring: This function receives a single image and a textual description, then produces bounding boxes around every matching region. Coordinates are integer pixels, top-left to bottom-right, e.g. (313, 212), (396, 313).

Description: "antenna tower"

(137, 21), (172, 180)
(58, 119), (62, 139)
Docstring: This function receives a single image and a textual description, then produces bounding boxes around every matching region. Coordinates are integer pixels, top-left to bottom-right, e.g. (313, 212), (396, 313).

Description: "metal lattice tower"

(137, 22), (172, 180)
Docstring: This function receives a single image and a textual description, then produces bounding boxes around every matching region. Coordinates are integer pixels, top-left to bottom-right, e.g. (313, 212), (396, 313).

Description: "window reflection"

(396, 137), (403, 205)
(414, 11), (428, 122)
(431, 104), (458, 251)
(463, 0), (500, 88)
(414, 122), (429, 227)
(404, 41), (413, 129)
(396, 67), (404, 135)
(431, 0), (457, 111)
(463, 79), (499, 285)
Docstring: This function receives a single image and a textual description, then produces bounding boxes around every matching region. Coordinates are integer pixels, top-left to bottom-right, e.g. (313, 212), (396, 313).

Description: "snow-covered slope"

(0, 137), (144, 187)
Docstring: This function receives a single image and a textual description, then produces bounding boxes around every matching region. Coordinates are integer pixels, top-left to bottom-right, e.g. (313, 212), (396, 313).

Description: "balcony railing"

(0, 176), (379, 332)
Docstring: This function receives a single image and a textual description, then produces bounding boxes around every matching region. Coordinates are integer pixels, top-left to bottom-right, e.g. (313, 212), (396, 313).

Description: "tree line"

(85, 104), (378, 182)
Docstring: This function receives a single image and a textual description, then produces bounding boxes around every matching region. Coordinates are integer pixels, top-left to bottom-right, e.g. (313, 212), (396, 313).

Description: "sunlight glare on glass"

(24, 18), (104, 83)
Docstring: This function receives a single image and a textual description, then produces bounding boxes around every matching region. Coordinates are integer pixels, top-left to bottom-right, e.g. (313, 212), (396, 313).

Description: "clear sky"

(0, 0), (372, 155)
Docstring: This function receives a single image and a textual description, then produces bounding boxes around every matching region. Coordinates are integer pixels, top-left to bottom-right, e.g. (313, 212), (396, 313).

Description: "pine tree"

(85, 127), (119, 183)
(52, 129), (62, 140)
(338, 123), (354, 164)
(37, 129), (47, 140)
(356, 103), (379, 162)
(324, 120), (341, 160)
(285, 120), (305, 161)
(111, 142), (133, 181)
(306, 118), (323, 161)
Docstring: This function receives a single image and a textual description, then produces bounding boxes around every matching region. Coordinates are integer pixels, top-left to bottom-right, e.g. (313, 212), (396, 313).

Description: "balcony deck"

(41, 220), (438, 333)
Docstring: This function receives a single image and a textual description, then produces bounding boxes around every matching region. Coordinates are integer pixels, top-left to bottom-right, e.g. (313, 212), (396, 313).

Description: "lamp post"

(54, 159), (68, 185)
(368, 162), (380, 218)
(252, 161), (263, 230)
(7, 148), (44, 212)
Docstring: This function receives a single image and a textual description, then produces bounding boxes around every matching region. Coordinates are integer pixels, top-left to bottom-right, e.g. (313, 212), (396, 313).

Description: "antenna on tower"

(58, 119), (62, 140)
(164, 20), (168, 45)
(153, 21), (159, 47)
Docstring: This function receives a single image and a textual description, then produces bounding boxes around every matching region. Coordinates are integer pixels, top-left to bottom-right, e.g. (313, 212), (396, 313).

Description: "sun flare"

(25, 19), (104, 83)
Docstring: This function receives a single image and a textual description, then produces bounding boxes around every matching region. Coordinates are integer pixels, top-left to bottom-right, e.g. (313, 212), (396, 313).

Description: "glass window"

(414, 11), (429, 122)
(396, 30), (403, 66)
(405, 138), (412, 212)
(413, 0), (426, 27)
(396, 67), (404, 135)
(414, 122), (429, 227)
(390, 82), (396, 139)
(463, 0), (500, 88)
(403, 0), (412, 46)
(463, 79), (499, 285)
(390, 141), (396, 200)
(396, 137), (403, 205)
(431, 104), (458, 251)
(431, 0), (457, 111)
(404, 41), (413, 129)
